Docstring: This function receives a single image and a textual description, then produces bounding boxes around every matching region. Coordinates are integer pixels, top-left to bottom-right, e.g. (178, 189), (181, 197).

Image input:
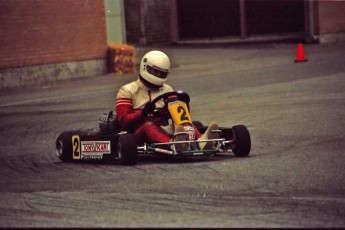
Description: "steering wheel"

(151, 91), (190, 109)
(148, 91), (190, 120)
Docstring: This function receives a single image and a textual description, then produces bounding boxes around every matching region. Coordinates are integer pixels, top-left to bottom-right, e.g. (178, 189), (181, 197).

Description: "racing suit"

(115, 79), (201, 145)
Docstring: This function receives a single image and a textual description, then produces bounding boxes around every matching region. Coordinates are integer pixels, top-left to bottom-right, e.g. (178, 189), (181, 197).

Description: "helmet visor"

(146, 65), (169, 79)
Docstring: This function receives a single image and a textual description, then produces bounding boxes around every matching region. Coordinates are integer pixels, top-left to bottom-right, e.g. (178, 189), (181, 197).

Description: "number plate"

(72, 135), (81, 160)
(168, 101), (192, 125)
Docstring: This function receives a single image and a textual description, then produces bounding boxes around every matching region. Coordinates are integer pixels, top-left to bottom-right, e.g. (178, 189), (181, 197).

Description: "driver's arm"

(115, 87), (143, 130)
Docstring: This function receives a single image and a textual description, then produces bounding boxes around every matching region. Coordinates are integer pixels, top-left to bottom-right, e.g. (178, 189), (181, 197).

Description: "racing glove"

(142, 102), (156, 116)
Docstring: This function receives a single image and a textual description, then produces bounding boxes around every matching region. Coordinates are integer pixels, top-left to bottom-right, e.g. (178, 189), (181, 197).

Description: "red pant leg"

(192, 124), (202, 139)
(133, 122), (171, 146)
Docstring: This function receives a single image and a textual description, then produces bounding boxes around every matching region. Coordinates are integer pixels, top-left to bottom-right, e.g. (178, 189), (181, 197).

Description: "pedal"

(210, 129), (222, 136)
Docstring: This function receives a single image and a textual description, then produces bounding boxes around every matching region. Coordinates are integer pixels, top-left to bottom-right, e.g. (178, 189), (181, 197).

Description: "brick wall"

(124, 0), (142, 44)
(316, 1), (345, 35)
(124, 0), (172, 45)
(144, 0), (171, 44)
(0, 0), (108, 69)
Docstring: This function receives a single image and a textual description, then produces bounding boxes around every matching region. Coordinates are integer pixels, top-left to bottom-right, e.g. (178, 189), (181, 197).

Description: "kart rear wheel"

(231, 125), (251, 157)
(56, 132), (73, 162)
(117, 134), (138, 165)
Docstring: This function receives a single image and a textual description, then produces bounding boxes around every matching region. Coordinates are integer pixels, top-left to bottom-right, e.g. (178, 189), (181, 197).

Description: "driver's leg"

(134, 122), (171, 146)
(198, 122), (220, 150)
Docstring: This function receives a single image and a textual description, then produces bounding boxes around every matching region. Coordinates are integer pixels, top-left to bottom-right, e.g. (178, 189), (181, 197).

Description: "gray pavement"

(0, 41), (345, 227)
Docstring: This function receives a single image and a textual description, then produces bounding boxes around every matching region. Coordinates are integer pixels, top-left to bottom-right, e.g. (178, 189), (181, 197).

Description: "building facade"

(124, 0), (345, 45)
(1, 0), (345, 88)
(0, 0), (108, 88)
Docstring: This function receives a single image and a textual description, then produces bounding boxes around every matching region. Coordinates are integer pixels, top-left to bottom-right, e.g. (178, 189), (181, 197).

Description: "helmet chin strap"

(139, 75), (162, 90)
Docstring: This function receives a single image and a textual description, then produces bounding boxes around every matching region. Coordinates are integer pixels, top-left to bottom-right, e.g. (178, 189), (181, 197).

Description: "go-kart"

(55, 91), (251, 165)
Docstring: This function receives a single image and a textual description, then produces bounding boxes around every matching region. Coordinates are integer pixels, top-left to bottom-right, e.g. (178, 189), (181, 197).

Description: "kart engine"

(98, 111), (121, 135)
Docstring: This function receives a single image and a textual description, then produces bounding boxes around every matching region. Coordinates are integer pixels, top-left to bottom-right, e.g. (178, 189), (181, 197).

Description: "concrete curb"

(0, 59), (107, 89)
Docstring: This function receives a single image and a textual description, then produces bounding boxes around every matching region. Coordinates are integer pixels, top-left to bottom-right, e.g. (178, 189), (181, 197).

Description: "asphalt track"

(0, 42), (345, 227)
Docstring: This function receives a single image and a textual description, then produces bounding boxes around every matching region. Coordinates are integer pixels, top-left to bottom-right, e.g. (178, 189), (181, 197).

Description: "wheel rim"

(117, 142), (122, 159)
(56, 140), (63, 158)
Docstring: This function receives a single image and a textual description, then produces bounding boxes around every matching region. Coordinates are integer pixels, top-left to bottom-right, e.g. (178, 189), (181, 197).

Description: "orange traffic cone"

(294, 43), (308, 62)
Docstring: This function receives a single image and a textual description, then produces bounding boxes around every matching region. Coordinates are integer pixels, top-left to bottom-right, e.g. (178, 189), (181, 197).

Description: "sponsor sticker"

(183, 125), (196, 140)
(80, 141), (111, 159)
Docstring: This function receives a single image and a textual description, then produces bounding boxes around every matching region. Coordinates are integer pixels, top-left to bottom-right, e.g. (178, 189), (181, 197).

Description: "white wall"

(104, 0), (126, 43)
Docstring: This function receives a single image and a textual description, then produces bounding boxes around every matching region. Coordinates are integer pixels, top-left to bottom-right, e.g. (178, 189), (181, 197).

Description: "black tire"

(117, 134), (138, 165)
(192, 120), (208, 134)
(231, 125), (251, 157)
(55, 132), (73, 162)
(192, 120), (204, 129)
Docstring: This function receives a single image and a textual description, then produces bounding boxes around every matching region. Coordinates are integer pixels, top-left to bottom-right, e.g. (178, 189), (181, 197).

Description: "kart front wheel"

(117, 134), (138, 165)
(231, 125), (251, 157)
(192, 120), (204, 129)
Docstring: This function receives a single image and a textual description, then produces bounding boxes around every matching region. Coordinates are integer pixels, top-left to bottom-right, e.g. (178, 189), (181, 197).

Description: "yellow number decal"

(72, 135), (81, 160)
(168, 101), (192, 125)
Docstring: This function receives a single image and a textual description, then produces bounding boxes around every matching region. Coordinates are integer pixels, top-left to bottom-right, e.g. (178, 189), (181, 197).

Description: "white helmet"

(139, 50), (170, 87)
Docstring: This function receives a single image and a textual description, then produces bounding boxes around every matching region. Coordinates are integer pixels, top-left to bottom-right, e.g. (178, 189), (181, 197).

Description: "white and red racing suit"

(116, 79), (202, 145)
(115, 79), (168, 145)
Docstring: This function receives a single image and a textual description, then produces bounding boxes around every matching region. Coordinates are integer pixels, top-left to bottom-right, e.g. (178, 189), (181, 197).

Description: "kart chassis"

(55, 91), (251, 165)
(138, 130), (232, 156)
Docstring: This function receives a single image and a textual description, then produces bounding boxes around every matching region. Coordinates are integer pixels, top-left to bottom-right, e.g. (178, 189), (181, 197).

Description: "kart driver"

(115, 50), (219, 153)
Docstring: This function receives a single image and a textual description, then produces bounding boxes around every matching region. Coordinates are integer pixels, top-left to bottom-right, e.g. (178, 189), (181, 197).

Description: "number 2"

(72, 135), (81, 160)
(177, 106), (189, 122)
